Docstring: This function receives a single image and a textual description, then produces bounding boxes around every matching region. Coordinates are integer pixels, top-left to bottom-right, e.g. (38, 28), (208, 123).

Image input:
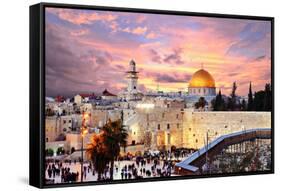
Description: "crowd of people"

(46, 160), (80, 183)
(45, 148), (194, 183)
(118, 157), (173, 180)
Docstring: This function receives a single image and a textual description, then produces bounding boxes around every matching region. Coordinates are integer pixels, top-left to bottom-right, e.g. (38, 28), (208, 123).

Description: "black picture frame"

(30, 2), (274, 188)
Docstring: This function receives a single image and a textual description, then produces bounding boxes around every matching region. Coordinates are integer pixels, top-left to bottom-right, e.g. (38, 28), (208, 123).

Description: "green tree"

(253, 91), (266, 111)
(86, 133), (109, 180)
(102, 119), (128, 180)
(252, 83), (272, 111)
(56, 147), (65, 155)
(264, 83), (272, 111)
(195, 97), (207, 110)
(86, 119), (128, 180)
(227, 82), (238, 111)
(230, 81), (237, 99)
(46, 148), (54, 157)
(247, 82), (254, 111)
(241, 99), (247, 111)
(212, 89), (226, 111)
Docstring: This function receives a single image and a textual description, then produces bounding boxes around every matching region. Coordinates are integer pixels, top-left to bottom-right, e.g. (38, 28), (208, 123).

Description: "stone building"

(45, 116), (72, 142)
(101, 89), (117, 100)
(124, 101), (185, 152)
(74, 94), (83, 104)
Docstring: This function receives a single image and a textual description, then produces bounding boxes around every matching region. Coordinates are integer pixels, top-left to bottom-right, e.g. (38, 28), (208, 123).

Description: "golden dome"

(189, 69), (215, 88)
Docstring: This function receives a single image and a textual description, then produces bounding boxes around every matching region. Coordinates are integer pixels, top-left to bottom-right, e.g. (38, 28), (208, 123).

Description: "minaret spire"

(126, 59), (139, 92)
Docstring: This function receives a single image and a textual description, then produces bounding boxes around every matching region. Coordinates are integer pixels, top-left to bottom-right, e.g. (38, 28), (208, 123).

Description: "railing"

(175, 128), (271, 174)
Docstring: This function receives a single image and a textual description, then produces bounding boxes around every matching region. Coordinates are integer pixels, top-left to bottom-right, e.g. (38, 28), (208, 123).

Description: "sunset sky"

(45, 8), (271, 97)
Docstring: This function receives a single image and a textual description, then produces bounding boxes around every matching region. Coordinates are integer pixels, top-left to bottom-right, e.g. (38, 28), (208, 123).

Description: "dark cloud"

(253, 55), (266, 62)
(225, 22), (270, 59)
(149, 49), (162, 63)
(115, 64), (126, 71)
(154, 73), (191, 83)
(163, 48), (185, 65)
(228, 72), (239, 77)
(45, 23), (121, 97)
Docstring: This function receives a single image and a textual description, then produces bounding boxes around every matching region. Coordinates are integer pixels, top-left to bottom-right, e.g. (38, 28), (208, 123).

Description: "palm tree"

(86, 133), (109, 181)
(102, 119), (128, 180)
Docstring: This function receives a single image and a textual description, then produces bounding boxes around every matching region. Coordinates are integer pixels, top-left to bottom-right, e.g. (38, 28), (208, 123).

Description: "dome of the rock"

(188, 69), (216, 96)
(189, 69), (215, 88)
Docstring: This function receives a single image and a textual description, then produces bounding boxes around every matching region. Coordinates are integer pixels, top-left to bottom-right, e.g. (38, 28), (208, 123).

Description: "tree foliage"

(249, 83), (271, 111)
(195, 97), (208, 110)
(86, 119), (128, 180)
(247, 82), (254, 111)
(46, 148), (54, 157)
(211, 82), (272, 112)
(212, 89), (226, 111)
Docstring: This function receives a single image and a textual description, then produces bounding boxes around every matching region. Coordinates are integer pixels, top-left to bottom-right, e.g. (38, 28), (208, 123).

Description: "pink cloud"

(70, 29), (89, 36)
(122, 26), (148, 35)
(146, 32), (157, 39)
(46, 9), (271, 96)
(47, 8), (117, 25)
(136, 15), (146, 23)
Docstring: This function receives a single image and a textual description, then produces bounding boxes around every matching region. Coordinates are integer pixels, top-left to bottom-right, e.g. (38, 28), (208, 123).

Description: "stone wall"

(90, 109), (121, 127)
(182, 111), (271, 149)
(120, 144), (145, 156)
(128, 108), (184, 150)
(47, 109), (271, 156)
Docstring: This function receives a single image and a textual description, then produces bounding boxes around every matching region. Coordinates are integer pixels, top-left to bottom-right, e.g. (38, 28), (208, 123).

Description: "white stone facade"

(188, 87), (216, 96)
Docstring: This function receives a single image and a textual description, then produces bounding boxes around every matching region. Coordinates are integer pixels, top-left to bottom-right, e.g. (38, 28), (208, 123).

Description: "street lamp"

(205, 128), (210, 173)
(80, 112), (89, 182)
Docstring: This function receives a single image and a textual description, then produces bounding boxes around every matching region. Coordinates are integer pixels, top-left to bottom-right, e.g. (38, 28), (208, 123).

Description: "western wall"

(182, 111), (271, 149)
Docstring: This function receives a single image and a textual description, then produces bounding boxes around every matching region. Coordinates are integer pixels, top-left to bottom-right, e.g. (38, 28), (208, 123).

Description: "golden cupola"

(189, 69), (215, 88)
(188, 68), (216, 96)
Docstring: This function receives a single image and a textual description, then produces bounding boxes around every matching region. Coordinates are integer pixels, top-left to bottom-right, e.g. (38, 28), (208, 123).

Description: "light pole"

(205, 128), (210, 174)
(80, 112), (89, 182)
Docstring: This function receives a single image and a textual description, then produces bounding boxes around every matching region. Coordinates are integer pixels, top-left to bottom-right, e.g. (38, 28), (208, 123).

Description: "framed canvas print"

(29, 2), (274, 188)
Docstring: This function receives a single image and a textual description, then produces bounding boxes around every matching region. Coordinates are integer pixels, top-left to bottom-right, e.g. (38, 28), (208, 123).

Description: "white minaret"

(126, 59), (138, 93)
